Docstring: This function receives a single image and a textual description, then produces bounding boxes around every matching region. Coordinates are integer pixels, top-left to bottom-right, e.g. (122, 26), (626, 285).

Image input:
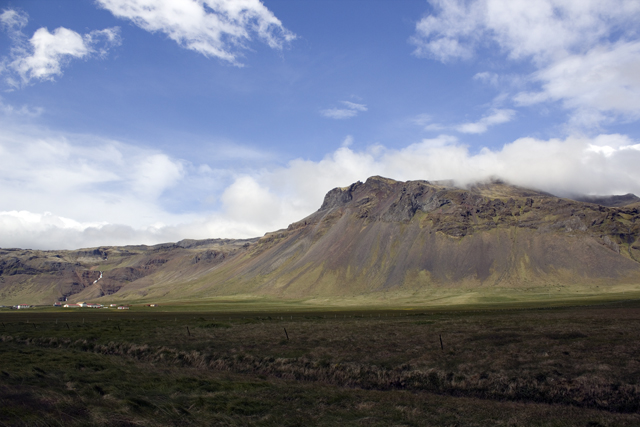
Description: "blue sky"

(1, 0), (640, 249)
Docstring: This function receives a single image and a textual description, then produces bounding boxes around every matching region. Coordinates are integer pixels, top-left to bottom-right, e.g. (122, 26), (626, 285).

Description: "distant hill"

(569, 193), (640, 207)
(0, 238), (257, 305)
(1, 176), (639, 305)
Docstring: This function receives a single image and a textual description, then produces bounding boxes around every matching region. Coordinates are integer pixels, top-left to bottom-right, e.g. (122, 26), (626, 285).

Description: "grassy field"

(2, 299), (640, 426)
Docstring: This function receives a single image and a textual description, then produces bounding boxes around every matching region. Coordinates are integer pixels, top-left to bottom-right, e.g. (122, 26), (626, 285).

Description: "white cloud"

(411, 0), (482, 62)
(96, 0), (295, 65)
(0, 126), (194, 231)
(321, 100), (368, 119)
(132, 154), (185, 199)
(410, 109), (513, 134)
(0, 96), (42, 117)
(0, 210), (193, 250)
(515, 40), (640, 124)
(15, 27), (90, 80)
(220, 176), (282, 226)
(412, 0), (640, 126)
(411, 113), (433, 127)
(413, 0), (640, 63)
(456, 109), (515, 134)
(0, 9), (28, 33)
(320, 108), (358, 119)
(260, 133), (640, 209)
(341, 101), (367, 112)
(410, 114), (445, 131)
(0, 9), (120, 87)
(473, 71), (499, 86)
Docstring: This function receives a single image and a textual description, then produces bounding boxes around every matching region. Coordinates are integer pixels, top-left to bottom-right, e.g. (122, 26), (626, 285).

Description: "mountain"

(1, 176), (639, 305)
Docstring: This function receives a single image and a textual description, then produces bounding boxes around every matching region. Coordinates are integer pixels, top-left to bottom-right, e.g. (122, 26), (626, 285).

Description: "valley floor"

(2, 301), (640, 426)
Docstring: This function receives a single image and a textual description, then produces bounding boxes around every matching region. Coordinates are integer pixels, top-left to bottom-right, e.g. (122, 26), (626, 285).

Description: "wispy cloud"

(0, 96), (42, 117)
(412, 0), (640, 128)
(0, 9), (120, 87)
(321, 100), (368, 119)
(410, 109), (513, 134)
(456, 109), (515, 134)
(410, 113), (445, 131)
(473, 71), (499, 86)
(341, 135), (354, 147)
(341, 101), (367, 112)
(96, 0), (295, 66)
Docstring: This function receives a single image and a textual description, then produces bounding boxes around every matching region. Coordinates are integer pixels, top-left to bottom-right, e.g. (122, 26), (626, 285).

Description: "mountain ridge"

(1, 176), (639, 305)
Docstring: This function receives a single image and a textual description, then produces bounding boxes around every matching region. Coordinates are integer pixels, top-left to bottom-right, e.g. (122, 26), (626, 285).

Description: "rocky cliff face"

(1, 177), (639, 305)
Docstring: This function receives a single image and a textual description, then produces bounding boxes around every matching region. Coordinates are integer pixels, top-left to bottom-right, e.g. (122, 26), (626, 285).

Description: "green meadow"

(2, 296), (640, 426)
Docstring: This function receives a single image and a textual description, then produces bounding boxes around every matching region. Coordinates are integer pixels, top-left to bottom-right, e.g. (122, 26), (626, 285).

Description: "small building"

(117, 306), (129, 310)
(14, 304), (30, 309)
(53, 302), (62, 307)
(63, 303), (81, 308)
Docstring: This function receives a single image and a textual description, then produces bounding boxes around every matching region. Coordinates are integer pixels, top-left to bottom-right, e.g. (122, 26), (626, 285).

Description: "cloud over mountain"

(2, 120), (639, 250)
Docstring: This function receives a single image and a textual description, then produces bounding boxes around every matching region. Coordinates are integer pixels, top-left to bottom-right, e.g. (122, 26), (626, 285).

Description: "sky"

(1, 0), (640, 250)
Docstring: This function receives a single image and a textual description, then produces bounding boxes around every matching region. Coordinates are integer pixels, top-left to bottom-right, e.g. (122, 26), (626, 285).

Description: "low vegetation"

(2, 300), (640, 425)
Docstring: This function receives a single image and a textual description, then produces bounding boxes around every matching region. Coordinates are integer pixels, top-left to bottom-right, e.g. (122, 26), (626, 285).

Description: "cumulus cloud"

(95, 0), (295, 65)
(321, 100), (368, 119)
(456, 109), (515, 134)
(0, 9), (120, 87)
(0, 126), (192, 230)
(0, 120), (294, 249)
(0, 210), (191, 250)
(412, 0), (640, 126)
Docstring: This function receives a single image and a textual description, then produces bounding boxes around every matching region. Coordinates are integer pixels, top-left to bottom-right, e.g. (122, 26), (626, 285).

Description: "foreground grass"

(2, 301), (640, 426)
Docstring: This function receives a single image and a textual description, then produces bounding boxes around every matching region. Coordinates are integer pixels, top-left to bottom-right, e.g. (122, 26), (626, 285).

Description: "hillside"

(0, 238), (256, 305)
(570, 193), (640, 207)
(1, 176), (640, 305)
